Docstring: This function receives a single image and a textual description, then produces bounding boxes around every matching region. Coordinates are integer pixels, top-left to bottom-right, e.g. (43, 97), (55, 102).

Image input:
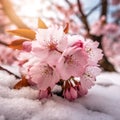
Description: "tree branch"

(65, 0), (73, 8)
(86, 2), (102, 17)
(100, 0), (108, 22)
(0, 40), (8, 46)
(0, 66), (20, 79)
(77, 0), (90, 32)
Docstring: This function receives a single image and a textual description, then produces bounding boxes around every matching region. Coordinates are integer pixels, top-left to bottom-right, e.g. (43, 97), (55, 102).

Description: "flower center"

(44, 65), (53, 76)
(64, 55), (73, 64)
(48, 42), (57, 51)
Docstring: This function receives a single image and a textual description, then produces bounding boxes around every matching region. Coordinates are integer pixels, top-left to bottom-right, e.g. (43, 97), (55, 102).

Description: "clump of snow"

(0, 70), (120, 120)
(0, 70), (17, 88)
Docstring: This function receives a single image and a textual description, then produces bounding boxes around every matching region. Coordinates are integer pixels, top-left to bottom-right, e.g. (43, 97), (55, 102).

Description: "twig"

(65, 0), (73, 8)
(0, 66), (20, 79)
(0, 40), (8, 46)
(86, 2), (102, 17)
(77, 0), (90, 32)
(100, 0), (108, 22)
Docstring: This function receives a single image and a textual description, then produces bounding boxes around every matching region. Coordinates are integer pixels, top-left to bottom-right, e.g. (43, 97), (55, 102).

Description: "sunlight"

(11, 0), (52, 28)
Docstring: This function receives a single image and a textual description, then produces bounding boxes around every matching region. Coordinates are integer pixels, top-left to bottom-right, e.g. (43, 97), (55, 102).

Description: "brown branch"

(100, 56), (116, 72)
(0, 0), (29, 28)
(0, 40), (8, 46)
(0, 66), (20, 79)
(98, 0), (116, 71)
(64, 0), (90, 33)
(100, 0), (108, 22)
(86, 2), (101, 17)
(77, 0), (90, 32)
(87, 0), (108, 17)
(65, 0), (73, 8)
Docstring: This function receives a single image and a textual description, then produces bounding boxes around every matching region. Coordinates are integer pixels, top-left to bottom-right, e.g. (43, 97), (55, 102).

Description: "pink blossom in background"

(102, 23), (120, 71)
(0, 45), (18, 65)
(90, 16), (106, 36)
(110, 0), (120, 5)
(0, 4), (18, 65)
(112, 10), (120, 20)
(102, 23), (119, 35)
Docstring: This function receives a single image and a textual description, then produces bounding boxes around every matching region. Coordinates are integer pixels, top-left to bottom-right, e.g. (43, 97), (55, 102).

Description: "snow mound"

(0, 70), (120, 120)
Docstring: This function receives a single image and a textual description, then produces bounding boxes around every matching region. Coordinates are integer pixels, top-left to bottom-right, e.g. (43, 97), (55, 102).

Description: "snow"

(0, 70), (120, 120)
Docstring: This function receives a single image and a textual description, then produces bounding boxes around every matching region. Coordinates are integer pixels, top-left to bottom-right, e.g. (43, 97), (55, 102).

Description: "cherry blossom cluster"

(19, 26), (103, 101)
(0, 45), (18, 65)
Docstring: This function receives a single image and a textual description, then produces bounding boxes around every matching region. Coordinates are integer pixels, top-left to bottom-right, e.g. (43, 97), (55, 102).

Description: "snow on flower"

(12, 24), (103, 101)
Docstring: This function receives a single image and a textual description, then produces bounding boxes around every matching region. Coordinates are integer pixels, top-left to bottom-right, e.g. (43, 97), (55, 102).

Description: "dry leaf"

(7, 29), (36, 40)
(9, 39), (28, 50)
(38, 18), (47, 29)
(64, 23), (69, 34)
(14, 76), (30, 89)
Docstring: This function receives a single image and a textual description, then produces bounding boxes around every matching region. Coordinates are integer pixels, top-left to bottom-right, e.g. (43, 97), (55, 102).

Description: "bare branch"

(100, 0), (108, 22)
(77, 0), (90, 32)
(0, 40), (8, 46)
(65, 0), (73, 8)
(86, 2), (101, 17)
(0, 66), (20, 79)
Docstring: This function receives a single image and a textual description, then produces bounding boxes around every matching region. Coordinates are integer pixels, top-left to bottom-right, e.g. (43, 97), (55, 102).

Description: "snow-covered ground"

(0, 70), (120, 120)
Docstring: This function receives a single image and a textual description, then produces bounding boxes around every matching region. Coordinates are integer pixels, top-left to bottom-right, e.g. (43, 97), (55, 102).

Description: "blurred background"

(0, 0), (120, 72)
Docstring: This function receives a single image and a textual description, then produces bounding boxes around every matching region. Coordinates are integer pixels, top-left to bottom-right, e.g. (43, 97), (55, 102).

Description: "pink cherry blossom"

(81, 66), (101, 89)
(29, 62), (60, 90)
(76, 82), (88, 97)
(85, 39), (103, 65)
(22, 41), (32, 52)
(31, 26), (68, 66)
(102, 23), (119, 35)
(16, 25), (103, 101)
(57, 40), (88, 80)
(67, 35), (85, 47)
(0, 45), (18, 65)
(38, 87), (52, 99)
(32, 26), (67, 58)
(90, 16), (106, 36)
(111, 0), (120, 5)
(63, 86), (78, 101)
